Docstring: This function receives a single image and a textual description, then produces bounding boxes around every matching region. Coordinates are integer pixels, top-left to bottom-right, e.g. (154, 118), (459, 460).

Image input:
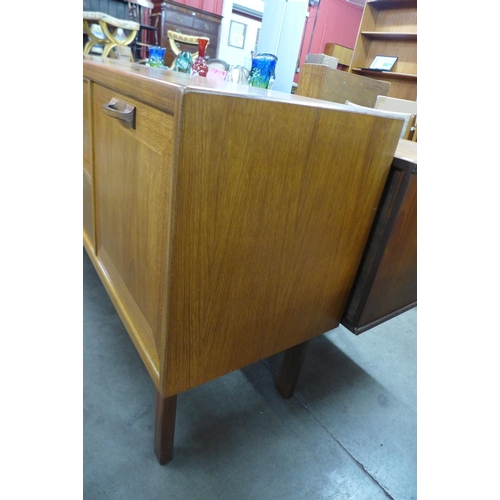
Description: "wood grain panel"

(92, 83), (174, 377)
(163, 91), (402, 396)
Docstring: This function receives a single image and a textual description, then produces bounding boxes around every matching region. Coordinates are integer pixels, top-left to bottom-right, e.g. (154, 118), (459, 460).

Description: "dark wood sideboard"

(153, 0), (223, 67)
(341, 140), (417, 334)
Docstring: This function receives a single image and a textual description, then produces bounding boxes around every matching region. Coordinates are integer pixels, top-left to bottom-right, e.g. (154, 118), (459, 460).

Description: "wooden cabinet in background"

(154, 0), (222, 67)
(350, 0), (417, 100)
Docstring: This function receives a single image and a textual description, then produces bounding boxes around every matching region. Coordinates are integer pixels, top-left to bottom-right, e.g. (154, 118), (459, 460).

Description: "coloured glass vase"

(173, 51), (193, 73)
(148, 46), (166, 68)
(248, 53), (278, 89)
(191, 37), (209, 77)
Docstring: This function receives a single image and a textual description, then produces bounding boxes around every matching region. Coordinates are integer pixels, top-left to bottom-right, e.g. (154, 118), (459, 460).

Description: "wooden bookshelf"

(350, 0), (417, 101)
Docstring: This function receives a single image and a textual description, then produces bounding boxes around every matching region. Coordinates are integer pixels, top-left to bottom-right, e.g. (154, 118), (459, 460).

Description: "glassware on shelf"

(247, 53), (278, 89)
(191, 37), (209, 77)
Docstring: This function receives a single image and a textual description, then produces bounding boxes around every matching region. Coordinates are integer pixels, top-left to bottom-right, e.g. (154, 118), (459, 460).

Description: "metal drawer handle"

(204, 23), (209, 30)
(102, 98), (135, 129)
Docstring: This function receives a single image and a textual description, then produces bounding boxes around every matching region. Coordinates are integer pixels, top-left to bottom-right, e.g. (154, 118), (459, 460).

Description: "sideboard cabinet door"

(91, 83), (174, 381)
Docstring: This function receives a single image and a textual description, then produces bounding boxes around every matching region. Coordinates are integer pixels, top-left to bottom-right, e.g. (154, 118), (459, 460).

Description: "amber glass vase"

(191, 37), (209, 77)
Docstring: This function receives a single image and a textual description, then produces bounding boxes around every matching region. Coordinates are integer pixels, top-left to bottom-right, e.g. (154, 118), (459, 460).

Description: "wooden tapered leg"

(275, 341), (309, 399)
(154, 390), (177, 465)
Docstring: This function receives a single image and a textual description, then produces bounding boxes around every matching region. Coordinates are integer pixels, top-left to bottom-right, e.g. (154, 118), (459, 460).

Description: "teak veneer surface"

(83, 57), (403, 398)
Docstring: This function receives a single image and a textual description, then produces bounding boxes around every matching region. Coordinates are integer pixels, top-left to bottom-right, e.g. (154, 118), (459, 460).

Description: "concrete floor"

(83, 249), (417, 500)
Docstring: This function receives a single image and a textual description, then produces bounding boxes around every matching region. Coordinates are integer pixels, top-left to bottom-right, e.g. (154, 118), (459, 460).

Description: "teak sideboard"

(83, 56), (403, 464)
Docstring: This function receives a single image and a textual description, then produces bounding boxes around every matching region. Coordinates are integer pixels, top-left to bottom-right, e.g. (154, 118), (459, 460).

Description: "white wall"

(218, 0), (264, 69)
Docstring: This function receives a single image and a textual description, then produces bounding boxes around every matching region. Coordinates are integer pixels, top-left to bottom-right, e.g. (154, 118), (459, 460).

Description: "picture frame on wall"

(228, 20), (247, 49)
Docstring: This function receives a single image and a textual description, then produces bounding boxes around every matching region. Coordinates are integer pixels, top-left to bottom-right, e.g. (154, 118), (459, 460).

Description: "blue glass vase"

(148, 46), (166, 68)
(248, 53), (278, 89)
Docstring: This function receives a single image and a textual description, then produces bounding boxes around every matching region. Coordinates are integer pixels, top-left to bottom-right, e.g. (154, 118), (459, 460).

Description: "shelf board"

(361, 31), (417, 41)
(351, 69), (417, 81)
(367, 0), (417, 8)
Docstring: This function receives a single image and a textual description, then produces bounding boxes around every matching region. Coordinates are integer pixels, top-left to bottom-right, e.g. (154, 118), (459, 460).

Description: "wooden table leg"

(154, 389), (177, 465)
(275, 341), (309, 399)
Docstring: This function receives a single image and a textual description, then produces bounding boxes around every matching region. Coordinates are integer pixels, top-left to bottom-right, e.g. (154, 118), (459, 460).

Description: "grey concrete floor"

(83, 249), (416, 500)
